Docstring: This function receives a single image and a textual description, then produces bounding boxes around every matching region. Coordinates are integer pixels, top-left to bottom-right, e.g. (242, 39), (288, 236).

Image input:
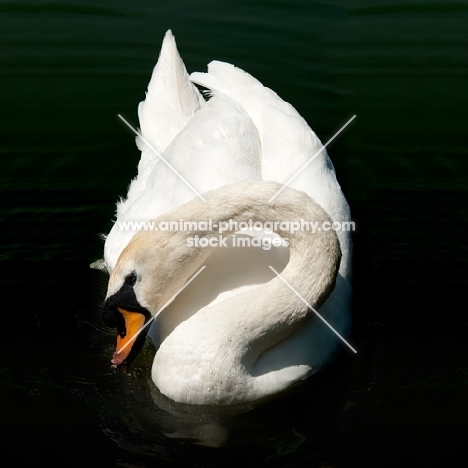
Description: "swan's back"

(191, 61), (352, 280)
(106, 30), (351, 282)
(104, 33), (263, 271)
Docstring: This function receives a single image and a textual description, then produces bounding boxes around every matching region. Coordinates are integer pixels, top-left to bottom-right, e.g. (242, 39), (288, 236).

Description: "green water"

(1, 1), (467, 466)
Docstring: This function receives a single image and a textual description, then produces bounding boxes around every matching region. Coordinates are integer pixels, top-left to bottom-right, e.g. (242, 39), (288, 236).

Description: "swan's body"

(101, 30), (352, 405)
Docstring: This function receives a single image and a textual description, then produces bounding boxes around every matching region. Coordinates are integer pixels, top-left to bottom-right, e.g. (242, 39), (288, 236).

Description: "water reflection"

(96, 335), (350, 463)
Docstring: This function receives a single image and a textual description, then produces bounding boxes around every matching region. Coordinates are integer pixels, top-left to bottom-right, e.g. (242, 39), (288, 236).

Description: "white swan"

(100, 30), (352, 405)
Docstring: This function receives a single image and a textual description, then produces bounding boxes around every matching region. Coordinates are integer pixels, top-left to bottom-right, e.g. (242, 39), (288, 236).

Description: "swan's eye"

(125, 272), (137, 287)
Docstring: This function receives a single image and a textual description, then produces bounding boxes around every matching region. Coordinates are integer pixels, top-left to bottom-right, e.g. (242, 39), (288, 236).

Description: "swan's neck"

(135, 181), (341, 404)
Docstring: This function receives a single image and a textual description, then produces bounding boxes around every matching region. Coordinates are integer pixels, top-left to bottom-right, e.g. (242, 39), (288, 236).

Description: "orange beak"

(111, 308), (146, 366)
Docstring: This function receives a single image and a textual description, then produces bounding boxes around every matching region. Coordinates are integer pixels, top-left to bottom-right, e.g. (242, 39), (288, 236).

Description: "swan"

(99, 30), (353, 405)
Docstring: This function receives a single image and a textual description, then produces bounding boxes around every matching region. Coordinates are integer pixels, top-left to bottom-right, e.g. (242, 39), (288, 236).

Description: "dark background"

(1, 1), (467, 466)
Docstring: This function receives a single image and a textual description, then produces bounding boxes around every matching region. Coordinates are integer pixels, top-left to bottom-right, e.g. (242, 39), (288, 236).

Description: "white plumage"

(101, 30), (352, 405)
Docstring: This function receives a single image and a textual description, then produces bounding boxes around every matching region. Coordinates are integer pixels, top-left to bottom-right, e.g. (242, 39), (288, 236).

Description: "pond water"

(1, 1), (467, 466)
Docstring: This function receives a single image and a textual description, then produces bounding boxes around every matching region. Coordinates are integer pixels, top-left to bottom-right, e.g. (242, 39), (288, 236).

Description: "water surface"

(1, 1), (467, 466)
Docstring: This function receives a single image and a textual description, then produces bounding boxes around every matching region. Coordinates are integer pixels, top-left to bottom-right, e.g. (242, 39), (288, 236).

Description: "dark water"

(1, 1), (467, 466)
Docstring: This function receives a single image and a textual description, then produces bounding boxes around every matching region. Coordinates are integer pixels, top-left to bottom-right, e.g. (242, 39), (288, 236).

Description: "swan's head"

(102, 229), (207, 367)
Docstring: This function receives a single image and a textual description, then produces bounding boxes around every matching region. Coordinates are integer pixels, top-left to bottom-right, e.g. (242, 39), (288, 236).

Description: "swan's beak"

(112, 308), (147, 366)
(102, 283), (151, 367)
